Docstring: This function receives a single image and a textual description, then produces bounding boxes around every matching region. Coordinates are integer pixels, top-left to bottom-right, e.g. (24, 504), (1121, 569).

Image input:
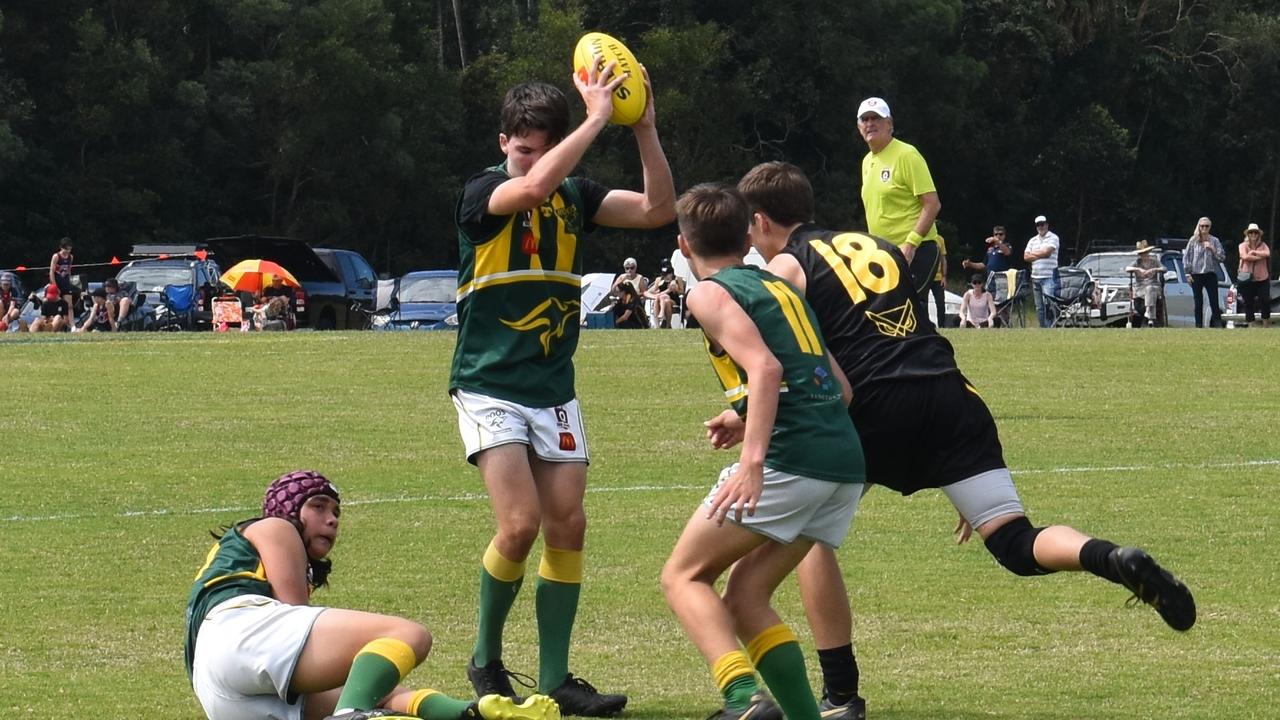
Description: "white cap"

(1034, 215), (1048, 224)
(1246, 222), (1262, 233)
(857, 97), (891, 119)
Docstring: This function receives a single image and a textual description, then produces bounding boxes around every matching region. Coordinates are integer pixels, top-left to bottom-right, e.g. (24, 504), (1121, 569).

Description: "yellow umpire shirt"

(861, 137), (939, 247)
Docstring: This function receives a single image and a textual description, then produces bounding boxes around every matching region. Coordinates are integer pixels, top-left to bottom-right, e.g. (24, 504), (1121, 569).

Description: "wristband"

(905, 230), (925, 247)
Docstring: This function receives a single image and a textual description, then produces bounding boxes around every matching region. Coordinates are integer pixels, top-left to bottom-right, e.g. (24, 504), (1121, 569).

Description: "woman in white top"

(960, 274), (996, 328)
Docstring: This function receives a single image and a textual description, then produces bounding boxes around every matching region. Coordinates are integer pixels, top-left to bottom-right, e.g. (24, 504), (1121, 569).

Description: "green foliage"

(0, 329), (1276, 717)
(0, 1), (1277, 280)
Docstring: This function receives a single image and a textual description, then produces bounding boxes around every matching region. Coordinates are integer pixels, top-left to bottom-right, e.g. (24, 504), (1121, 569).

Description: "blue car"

(372, 270), (458, 331)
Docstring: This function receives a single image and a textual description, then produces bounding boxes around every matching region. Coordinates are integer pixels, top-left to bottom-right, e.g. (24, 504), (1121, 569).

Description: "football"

(573, 32), (647, 126)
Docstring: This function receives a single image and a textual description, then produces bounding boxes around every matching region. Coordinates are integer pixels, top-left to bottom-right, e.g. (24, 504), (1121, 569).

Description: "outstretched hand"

(573, 55), (627, 124)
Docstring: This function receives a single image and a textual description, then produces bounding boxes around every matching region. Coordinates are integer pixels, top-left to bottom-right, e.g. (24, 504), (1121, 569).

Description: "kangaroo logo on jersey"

(501, 297), (581, 356)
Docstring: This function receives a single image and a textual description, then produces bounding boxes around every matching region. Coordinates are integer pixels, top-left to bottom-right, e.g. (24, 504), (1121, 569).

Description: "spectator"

(1237, 222), (1271, 327)
(961, 225), (1013, 274)
(644, 259), (685, 328)
(262, 275), (292, 300)
(611, 283), (648, 329)
(959, 273), (996, 328)
(1183, 216), (1225, 328)
(74, 287), (117, 333)
(30, 285), (69, 333)
(49, 237), (75, 327)
(253, 295), (292, 331)
(1124, 241), (1164, 327)
(929, 235), (949, 327)
(103, 278), (134, 328)
(185, 470), (559, 720)
(1023, 215), (1060, 327)
(612, 257), (648, 297)
(0, 272), (25, 332)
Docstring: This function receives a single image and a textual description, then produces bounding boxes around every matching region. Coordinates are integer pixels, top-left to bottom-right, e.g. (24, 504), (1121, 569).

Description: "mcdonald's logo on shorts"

(558, 432), (577, 452)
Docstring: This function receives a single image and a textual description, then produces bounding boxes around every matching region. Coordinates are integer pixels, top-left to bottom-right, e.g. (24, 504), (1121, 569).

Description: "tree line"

(1, 0), (1276, 282)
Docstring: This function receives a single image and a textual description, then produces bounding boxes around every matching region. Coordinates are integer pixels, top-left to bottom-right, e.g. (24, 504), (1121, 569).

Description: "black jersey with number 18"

(783, 224), (958, 391)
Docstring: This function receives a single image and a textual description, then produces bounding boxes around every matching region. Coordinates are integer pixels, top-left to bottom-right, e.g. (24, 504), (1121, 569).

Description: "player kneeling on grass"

(660, 184), (867, 720)
(185, 470), (560, 720)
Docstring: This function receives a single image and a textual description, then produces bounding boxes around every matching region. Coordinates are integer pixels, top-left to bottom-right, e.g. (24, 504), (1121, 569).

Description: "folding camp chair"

(1046, 267), (1097, 328)
(986, 269), (1030, 328)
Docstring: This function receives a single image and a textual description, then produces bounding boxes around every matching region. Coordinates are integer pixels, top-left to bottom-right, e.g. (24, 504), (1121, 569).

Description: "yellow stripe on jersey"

(706, 344), (748, 403)
(762, 279), (822, 355)
(456, 269), (581, 301)
(202, 564), (266, 589)
(548, 194), (578, 273)
(473, 214), (516, 280)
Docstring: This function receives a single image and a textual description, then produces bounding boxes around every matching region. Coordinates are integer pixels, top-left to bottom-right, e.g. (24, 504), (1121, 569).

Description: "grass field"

(1, 328), (1277, 719)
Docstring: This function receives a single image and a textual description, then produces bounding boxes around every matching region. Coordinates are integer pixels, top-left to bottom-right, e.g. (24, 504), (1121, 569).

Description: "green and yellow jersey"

(860, 137), (938, 246)
(450, 164), (609, 407)
(184, 522), (271, 680)
(702, 265), (864, 484)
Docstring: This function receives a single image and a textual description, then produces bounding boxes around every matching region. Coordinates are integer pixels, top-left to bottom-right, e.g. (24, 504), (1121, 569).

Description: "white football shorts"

(451, 388), (590, 465)
(704, 464), (863, 548)
(191, 594), (326, 720)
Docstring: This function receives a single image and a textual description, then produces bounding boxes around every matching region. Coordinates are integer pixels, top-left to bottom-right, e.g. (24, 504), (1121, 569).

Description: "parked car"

(1077, 242), (1230, 327)
(371, 270), (458, 331)
(314, 247), (379, 313)
(116, 251), (223, 330)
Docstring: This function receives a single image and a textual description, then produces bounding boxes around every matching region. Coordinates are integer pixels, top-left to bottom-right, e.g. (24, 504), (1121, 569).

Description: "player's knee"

(387, 618), (432, 663)
(982, 516), (1052, 577)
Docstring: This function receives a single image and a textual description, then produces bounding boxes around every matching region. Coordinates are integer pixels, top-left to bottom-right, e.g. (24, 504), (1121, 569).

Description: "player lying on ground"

(184, 469), (560, 720)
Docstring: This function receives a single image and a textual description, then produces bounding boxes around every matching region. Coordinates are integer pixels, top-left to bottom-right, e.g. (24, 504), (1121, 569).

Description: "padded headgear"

(263, 470), (340, 525)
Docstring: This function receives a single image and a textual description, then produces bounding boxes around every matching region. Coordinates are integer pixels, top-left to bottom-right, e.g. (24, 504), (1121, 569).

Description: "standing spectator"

(449, 70), (673, 716)
(928, 235), (949, 327)
(959, 273), (996, 328)
(856, 97), (942, 301)
(0, 272), (25, 332)
(1182, 216), (1225, 328)
(644, 259), (685, 328)
(961, 225), (1013, 274)
(612, 257), (648, 297)
(29, 284), (69, 332)
(49, 237), (75, 327)
(1023, 215), (1060, 328)
(1237, 223), (1271, 327)
(1124, 241), (1164, 327)
(611, 283), (648, 329)
(74, 287), (117, 333)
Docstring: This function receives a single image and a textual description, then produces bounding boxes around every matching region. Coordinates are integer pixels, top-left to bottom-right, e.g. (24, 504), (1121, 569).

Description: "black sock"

(1079, 539), (1122, 584)
(817, 644), (860, 704)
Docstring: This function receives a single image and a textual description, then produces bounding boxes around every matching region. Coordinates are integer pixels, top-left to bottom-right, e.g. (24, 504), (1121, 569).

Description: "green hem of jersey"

(765, 461), (865, 485)
(449, 381), (578, 410)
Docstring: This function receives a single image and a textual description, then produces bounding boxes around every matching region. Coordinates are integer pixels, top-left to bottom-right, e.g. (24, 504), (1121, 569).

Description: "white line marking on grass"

(5, 459), (1277, 524)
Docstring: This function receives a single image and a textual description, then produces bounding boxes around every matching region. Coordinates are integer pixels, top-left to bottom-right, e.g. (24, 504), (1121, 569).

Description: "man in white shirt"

(1023, 215), (1060, 327)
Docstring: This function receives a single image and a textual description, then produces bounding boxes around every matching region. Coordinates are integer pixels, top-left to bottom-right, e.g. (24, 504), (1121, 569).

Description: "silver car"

(1075, 249), (1228, 327)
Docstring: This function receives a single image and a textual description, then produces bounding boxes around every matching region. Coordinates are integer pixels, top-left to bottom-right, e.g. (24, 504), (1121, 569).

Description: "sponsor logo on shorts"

(558, 432), (577, 452)
(554, 406), (570, 430)
(485, 409), (508, 429)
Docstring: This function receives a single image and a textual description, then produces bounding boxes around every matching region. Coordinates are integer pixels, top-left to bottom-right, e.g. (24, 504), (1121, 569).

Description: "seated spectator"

(1124, 240), (1164, 327)
(253, 295), (292, 331)
(612, 283), (648, 329)
(262, 275), (293, 300)
(959, 273), (996, 328)
(644, 260), (685, 329)
(104, 277), (134, 326)
(74, 287), (117, 333)
(612, 257), (648, 297)
(0, 272), (25, 333)
(30, 284), (69, 333)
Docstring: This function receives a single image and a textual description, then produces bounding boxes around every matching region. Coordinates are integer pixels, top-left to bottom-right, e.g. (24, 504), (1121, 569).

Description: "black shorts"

(55, 276), (75, 295)
(849, 372), (1006, 495)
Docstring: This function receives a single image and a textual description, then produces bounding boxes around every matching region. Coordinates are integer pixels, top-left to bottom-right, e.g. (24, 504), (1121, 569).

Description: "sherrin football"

(573, 32), (647, 126)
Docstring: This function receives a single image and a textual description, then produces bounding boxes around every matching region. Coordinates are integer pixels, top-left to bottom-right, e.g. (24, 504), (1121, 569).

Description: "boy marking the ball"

(450, 53), (674, 717)
(659, 183), (866, 720)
